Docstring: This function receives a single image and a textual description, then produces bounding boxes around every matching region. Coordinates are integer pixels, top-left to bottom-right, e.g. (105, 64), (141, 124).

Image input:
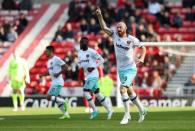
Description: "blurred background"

(0, 0), (195, 108)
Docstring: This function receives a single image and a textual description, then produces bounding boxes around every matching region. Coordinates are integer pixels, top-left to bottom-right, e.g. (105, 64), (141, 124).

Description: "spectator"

(71, 57), (79, 80)
(172, 11), (183, 28)
(54, 26), (63, 41)
(20, 0), (33, 10)
(163, 34), (172, 42)
(148, 0), (161, 15)
(88, 18), (100, 34)
(2, 0), (16, 10)
(151, 71), (162, 89)
(136, 24), (147, 41)
(116, 6), (126, 21)
(147, 24), (160, 42)
(99, 0), (108, 9)
(14, 14), (28, 35)
(174, 34), (183, 42)
(127, 16), (136, 36)
(80, 19), (88, 34)
(149, 70), (162, 96)
(183, 0), (195, 8)
(185, 8), (195, 21)
(134, 9), (142, 23)
(38, 75), (46, 87)
(185, 74), (195, 86)
(64, 23), (74, 40)
(64, 51), (74, 80)
(68, 0), (77, 21)
(64, 51), (73, 65)
(6, 27), (18, 42)
(0, 26), (6, 42)
(19, 13), (28, 29)
(160, 11), (171, 27)
(163, 56), (172, 81)
(56, 35), (63, 43)
(141, 72), (150, 88)
(103, 12), (113, 27)
(74, 36), (81, 51)
(3, 21), (11, 37)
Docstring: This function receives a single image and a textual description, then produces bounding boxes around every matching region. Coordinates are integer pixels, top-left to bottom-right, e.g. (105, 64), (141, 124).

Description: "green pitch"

(0, 107), (195, 131)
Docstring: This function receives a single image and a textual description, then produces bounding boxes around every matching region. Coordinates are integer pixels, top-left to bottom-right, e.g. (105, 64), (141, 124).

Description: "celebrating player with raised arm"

(96, 7), (147, 124)
(78, 37), (113, 120)
(41, 45), (70, 119)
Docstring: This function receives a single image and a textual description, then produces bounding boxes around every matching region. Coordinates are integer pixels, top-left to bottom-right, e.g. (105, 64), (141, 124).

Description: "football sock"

(18, 94), (25, 107)
(130, 93), (144, 113)
(96, 93), (111, 112)
(12, 94), (18, 109)
(121, 92), (130, 115)
(84, 92), (97, 112)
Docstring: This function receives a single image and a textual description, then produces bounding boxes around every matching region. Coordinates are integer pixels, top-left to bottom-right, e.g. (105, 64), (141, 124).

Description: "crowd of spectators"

(0, 0), (32, 58)
(1, 0), (33, 10)
(0, 13), (28, 42)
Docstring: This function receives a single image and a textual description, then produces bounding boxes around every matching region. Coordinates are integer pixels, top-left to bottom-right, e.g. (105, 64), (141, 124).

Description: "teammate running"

(78, 37), (113, 120)
(41, 45), (70, 119)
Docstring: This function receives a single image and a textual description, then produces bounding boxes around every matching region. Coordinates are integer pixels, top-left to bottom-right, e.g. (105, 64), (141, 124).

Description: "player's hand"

(136, 57), (144, 64)
(95, 7), (102, 16)
(87, 67), (95, 73)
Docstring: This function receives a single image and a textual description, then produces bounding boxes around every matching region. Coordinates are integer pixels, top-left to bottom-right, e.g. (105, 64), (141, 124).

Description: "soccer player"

(7, 50), (30, 111)
(41, 45), (70, 119)
(78, 37), (113, 120)
(96, 8), (147, 124)
(98, 73), (114, 107)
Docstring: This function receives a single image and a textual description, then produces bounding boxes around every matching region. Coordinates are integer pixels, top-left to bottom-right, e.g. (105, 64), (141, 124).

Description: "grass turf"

(0, 107), (195, 131)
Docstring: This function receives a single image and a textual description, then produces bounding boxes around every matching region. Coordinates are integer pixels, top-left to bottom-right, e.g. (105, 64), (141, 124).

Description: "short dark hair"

(81, 37), (89, 42)
(46, 45), (54, 52)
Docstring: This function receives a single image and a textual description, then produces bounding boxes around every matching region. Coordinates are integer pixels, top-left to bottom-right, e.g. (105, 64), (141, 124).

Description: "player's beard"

(118, 30), (125, 37)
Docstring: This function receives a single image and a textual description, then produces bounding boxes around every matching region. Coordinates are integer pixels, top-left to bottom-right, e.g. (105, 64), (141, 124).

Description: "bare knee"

(127, 87), (133, 95)
(120, 86), (127, 94)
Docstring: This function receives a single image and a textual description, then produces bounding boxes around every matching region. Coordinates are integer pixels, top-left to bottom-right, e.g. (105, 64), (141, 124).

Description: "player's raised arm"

(95, 7), (113, 36)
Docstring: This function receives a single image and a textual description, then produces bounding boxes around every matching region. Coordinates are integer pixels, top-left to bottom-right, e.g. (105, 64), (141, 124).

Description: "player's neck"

(82, 47), (88, 51)
(49, 54), (54, 59)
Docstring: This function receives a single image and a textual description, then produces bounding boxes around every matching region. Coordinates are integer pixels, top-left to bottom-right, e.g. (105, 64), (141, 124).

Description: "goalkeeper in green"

(98, 74), (114, 108)
(7, 50), (30, 111)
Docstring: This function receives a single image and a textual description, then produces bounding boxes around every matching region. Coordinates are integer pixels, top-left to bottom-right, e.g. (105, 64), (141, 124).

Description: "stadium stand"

(0, 1), (44, 58)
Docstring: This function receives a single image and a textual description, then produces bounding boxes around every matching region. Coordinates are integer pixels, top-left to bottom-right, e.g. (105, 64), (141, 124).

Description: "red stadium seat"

(182, 34), (195, 41)
(183, 21), (193, 27)
(169, 28), (178, 33)
(146, 15), (157, 24)
(64, 81), (80, 87)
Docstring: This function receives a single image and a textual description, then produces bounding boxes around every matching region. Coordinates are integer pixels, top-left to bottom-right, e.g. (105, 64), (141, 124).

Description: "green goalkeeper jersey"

(8, 57), (28, 82)
(98, 76), (114, 97)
